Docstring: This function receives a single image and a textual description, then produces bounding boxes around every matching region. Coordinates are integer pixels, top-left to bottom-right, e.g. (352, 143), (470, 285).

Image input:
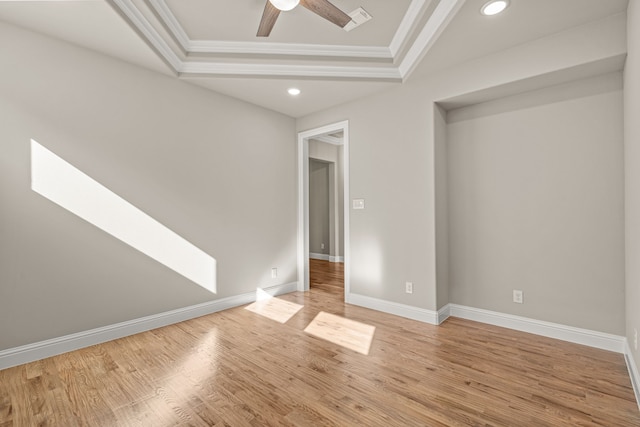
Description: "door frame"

(297, 120), (350, 299)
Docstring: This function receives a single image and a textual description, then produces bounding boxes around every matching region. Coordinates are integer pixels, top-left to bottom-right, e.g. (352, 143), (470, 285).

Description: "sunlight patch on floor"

(245, 296), (303, 324)
(304, 311), (375, 355)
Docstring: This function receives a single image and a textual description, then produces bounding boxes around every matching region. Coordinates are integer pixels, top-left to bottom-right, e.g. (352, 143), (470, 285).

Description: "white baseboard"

(347, 292), (439, 325)
(437, 304), (450, 325)
(0, 282), (298, 371)
(309, 253), (343, 263)
(447, 304), (626, 354)
(624, 340), (640, 410)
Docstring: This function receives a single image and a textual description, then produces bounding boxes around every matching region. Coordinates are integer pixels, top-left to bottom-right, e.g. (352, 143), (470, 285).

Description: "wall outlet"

(271, 268), (278, 279)
(405, 282), (413, 294)
(321, 243), (325, 249)
(513, 290), (523, 304)
(635, 328), (638, 351)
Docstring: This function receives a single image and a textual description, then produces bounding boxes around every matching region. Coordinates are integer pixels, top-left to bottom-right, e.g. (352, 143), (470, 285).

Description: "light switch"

(352, 199), (365, 210)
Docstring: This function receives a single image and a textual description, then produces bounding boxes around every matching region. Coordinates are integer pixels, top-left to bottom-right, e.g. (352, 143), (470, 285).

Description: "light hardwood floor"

(1, 259), (639, 426)
(310, 258), (344, 295)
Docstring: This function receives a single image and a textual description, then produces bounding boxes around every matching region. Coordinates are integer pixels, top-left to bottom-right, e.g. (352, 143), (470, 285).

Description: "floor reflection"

(245, 296), (304, 324)
(304, 311), (375, 355)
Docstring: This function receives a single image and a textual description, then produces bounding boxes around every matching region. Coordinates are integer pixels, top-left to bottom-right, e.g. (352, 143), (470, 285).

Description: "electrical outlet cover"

(513, 290), (523, 304)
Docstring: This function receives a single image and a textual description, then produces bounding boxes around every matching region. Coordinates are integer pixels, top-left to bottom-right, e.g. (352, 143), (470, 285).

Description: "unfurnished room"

(1, 0), (640, 425)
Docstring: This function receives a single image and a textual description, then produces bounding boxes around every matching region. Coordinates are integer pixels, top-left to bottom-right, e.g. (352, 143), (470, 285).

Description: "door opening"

(297, 121), (350, 300)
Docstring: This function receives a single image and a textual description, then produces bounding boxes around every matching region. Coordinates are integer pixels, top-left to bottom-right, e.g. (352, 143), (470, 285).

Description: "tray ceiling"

(110, 0), (461, 80)
(164, 0), (409, 45)
(0, 0), (630, 117)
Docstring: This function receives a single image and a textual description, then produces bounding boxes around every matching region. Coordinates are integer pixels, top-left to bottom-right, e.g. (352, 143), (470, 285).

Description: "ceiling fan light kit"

(269, 0), (300, 12)
(258, 0), (352, 37)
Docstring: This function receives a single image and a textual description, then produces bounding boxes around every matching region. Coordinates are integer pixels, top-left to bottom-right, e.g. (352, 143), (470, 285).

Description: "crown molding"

(149, 0), (394, 59)
(110, 0), (182, 70)
(111, 0), (462, 81)
(389, 0), (427, 57)
(179, 62), (402, 80)
(148, 0), (190, 51)
(399, 0), (466, 80)
(187, 40), (392, 59)
(148, 0), (395, 60)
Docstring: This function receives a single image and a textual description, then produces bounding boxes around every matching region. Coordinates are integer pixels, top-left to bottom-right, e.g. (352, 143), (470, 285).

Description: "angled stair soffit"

(109, 0), (465, 81)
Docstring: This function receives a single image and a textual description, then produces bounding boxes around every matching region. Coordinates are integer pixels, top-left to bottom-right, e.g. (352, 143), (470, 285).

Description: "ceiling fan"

(257, 0), (352, 37)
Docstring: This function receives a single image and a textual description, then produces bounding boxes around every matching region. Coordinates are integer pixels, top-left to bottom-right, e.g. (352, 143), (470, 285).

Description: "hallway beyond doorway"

(310, 258), (344, 297)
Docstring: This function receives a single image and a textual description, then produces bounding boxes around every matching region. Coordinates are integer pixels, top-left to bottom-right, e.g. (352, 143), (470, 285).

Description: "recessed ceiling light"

(481, 0), (509, 16)
(288, 88), (301, 96)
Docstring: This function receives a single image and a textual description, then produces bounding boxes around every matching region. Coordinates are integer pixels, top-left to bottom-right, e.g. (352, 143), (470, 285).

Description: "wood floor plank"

(0, 259), (639, 425)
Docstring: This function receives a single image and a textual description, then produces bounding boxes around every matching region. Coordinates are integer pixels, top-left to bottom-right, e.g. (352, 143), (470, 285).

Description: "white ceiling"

(165, 0), (411, 45)
(108, 0), (455, 80)
(414, 0), (630, 77)
(0, 0), (629, 117)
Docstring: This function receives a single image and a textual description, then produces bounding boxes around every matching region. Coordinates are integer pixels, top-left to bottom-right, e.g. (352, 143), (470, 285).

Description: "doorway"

(297, 121), (350, 301)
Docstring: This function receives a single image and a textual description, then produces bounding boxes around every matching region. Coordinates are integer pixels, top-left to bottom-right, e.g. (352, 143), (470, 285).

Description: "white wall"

(434, 104), (449, 309)
(300, 88), (437, 306)
(0, 22), (297, 350)
(309, 159), (330, 255)
(625, 0), (640, 374)
(446, 73), (624, 334)
(297, 13), (626, 316)
(0, 6), (629, 353)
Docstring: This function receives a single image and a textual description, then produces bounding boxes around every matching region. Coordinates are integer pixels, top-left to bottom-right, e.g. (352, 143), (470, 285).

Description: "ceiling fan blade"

(300, 0), (351, 28)
(257, 1), (281, 37)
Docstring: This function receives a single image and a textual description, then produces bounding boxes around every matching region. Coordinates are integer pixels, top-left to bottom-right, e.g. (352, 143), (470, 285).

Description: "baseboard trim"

(309, 253), (343, 262)
(437, 304), (450, 325)
(0, 282), (298, 371)
(624, 340), (640, 410)
(448, 304), (626, 354)
(309, 252), (330, 261)
(347, 292), (439, 325)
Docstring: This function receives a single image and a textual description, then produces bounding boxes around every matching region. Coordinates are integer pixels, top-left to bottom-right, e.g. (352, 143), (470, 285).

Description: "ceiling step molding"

(110, 0), (182, 71)
(148, 0), (190, 52)
(111, 0), (464, 81)
(187, 40), (392, 60)
(148, 0), (392, 60)
(389, 0), (427, 57)
(399, 0), (467, 79)
(179, 62), (402, 80)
